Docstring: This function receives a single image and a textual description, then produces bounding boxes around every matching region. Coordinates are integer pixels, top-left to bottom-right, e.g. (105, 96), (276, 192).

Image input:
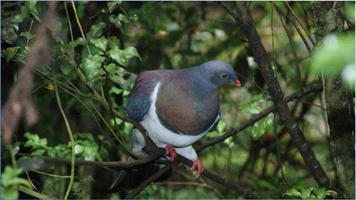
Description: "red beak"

(233, 80), (241, 87)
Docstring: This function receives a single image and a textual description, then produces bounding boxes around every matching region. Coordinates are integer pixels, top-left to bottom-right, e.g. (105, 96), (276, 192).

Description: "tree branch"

(127, 165), (172, 198)
(221, 2), (332, 189)
(22, 150), (164, 170)
(197, 83), (322, 152)
(175, 155), (256, 198)
(128, 154), (257, 198)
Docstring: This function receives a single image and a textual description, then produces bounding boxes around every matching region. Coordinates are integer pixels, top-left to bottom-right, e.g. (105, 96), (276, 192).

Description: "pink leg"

(191, 159), (205, 176)
(165, 145), (176, 161)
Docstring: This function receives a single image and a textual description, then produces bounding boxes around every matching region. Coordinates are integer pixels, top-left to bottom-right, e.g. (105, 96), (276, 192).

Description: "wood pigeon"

(126, 60), (240, 176)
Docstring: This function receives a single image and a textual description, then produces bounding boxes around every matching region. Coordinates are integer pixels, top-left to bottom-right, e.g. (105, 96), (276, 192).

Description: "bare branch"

(22, 150), (164, 170)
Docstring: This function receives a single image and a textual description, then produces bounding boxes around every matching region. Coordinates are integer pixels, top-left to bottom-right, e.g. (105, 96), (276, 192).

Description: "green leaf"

(240, 94), (273, 140)
(284, 188), (302, 197)
(310, 33), (355, 77)
(27, 1), (39, 15)
(109, 13), (129, 29)
(2, 186), (19, 200)
(109, 15), (122, 29)
(69, 37), (87, 48)
(2, 24), (18, 44)
(24, 132), (48, 151)
(325, 190), (338, 198)
(107, 2), (121, 13)
(107, 36), (121, 49)
(75, 144), (84, 155)
(32, 149), (46, 156)
(300, 187), (313, 199)
(109, 47), (127, 67)
(2, 167), (23, 187)
(111, 117), (123, 126)
(1, 166), (32, 200)
(109, 46), (140, 67)
(124, 122), (134, 135)
(4, 47), (20, 62)
(51, 144), (71, 159)
(87, 22), (106, 39)
(81, 55), (105, 80)
(12, 6), (29, 24)
(223, 137), (234, 147)
(217, 121), (226, 133)
(313, 187), (337, 199)
(83, 146), (97, 161)
(118, 14), (129, 23)
(104, 63), (118, 74)
(90, 36), (108, 51)
(122, 46), (141, 60)
(109, 86), (122, 95)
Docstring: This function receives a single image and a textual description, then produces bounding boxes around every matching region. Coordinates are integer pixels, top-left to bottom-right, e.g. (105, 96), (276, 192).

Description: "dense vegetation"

(1, 1), (355, 199)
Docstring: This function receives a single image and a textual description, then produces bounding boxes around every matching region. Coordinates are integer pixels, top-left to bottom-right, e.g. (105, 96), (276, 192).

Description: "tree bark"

(312, 2), (355, 198)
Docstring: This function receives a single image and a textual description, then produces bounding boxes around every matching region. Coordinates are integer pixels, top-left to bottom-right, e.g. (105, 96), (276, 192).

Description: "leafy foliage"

(240, 94), (274, 140)
(284, 185), (337, 199)
(1, 166), (32, 200)
(25, 132), (108, 161)
(1, 1), (354, 199)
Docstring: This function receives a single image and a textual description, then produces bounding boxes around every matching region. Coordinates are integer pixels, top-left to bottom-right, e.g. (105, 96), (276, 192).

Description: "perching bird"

(126, 60), (240, 176)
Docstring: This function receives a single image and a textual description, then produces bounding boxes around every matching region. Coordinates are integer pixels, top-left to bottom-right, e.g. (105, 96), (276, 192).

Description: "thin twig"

(26, 20), (34, 47)
(25, 171), (40, 192)
(54, 81), (75, 200)
(18, 186), (52, 200)
(64, 2), (74, 42)
(273, 3), (313, 54)
(70, 1), (92, 55)
(284, 1), (315, 45)
(273, 113), (289, 186)
(275, 2), (304, 86)
(30, 169), (72, 179)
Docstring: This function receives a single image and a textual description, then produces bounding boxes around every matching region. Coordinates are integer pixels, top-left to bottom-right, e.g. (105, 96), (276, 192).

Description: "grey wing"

(126, 71), (160, 122)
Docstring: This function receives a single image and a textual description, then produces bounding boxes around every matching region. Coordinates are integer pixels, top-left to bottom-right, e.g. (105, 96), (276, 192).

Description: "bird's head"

(200, 60), (240, 88)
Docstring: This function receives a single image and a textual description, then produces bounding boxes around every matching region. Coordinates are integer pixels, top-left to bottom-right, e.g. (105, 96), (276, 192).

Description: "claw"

(191, 159), (204, 176)
(165, 145), (176, 161)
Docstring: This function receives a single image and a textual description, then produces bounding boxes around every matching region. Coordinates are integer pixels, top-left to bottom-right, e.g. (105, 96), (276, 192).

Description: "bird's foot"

(191, 159), (204, 176)
(165, 145), (176, 161)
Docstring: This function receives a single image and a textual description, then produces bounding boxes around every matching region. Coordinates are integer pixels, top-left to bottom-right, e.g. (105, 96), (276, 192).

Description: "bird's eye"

(221, 73), (228, 79)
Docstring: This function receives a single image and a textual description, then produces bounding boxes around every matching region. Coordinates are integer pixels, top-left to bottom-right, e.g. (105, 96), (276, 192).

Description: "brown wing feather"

(156, 73), (220, 135)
